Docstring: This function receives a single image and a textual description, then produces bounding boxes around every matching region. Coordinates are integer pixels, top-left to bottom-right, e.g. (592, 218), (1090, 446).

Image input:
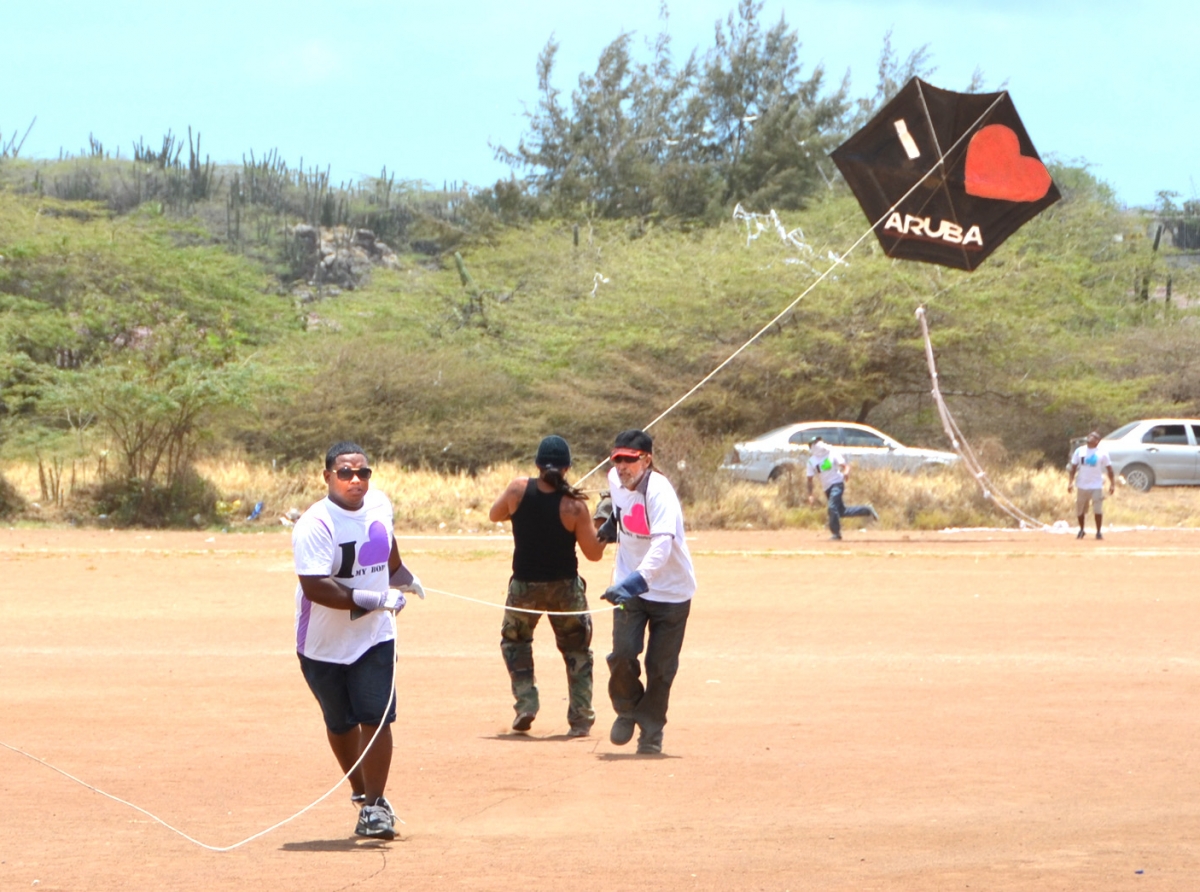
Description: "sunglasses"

(610, 454), (643, 465)
(333, 466), (372, 481)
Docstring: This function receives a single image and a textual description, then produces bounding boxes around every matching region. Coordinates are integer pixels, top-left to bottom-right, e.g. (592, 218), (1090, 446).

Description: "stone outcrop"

(290, 225), (399, 298)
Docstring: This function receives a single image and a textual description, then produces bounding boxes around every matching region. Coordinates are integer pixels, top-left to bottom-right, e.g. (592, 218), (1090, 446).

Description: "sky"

(2, 0), (1196, 209)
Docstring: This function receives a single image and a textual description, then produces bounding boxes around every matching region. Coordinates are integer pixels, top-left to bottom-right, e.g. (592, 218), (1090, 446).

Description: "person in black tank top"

(489, 436), (608, 736)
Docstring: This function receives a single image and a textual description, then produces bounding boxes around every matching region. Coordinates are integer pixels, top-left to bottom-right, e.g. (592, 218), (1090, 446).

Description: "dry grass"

(3, 457), (1199, 531)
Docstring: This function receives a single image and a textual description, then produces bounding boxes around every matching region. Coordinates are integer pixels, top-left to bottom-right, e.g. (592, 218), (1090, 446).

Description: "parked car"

(720, 421), (960, 483)
(1100, 419), (1200, 492)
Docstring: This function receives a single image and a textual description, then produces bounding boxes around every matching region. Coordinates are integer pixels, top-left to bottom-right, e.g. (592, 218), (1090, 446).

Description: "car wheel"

(1122, 463), (1155, 492)
(768, 465), (787, 482)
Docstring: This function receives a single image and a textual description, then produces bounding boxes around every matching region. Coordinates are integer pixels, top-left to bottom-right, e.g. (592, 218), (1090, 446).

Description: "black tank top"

(511, 478), (579, 581)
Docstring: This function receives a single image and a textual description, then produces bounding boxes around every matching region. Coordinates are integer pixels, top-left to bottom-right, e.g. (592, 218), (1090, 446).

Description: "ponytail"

(540, 468), (586, 501)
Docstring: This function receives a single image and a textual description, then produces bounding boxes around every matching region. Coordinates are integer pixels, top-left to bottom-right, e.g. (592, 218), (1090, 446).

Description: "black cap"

(535, 435), (572, 471)
(612, 429), (653, 457)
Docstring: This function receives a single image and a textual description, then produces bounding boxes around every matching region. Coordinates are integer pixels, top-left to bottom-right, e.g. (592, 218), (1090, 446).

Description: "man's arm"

(562, 497), (606, 561)
(1106, 465), (1116, 494)
(489, 478), (526, 523)
(298, 575), (358, 610)
(1067, 462), (1077, 491)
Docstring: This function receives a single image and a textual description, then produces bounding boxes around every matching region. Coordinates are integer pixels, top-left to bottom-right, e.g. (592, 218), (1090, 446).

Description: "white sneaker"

(355, 800), (395, 839)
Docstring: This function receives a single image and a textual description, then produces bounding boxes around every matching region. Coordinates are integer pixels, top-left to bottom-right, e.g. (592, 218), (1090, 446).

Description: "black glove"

(592, 492), (613, 523)
(596, 514), (618, 543)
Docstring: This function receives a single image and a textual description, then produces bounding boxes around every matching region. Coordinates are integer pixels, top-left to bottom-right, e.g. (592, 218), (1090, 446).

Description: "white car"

(1100, 418), (1200, 492)
(721, 421), (960, 483)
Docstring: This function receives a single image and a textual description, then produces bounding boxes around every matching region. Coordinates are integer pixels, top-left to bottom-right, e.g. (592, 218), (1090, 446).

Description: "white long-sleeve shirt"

(607, 468), (696, 603)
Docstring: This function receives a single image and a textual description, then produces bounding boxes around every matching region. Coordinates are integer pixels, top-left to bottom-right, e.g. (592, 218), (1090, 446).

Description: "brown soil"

(2, 526), (1198, 890)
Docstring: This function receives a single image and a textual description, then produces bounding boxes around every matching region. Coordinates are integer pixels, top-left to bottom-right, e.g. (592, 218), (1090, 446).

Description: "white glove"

(352, 588), (407, 613)
(390, 565), (425, 600)
(399, 574), (425, 600)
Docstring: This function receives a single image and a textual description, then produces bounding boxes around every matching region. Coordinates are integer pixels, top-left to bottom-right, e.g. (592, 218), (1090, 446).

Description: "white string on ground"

(426, 586), (618, 616)
(1, 613), (405, 852)
(575, 92), (1008, 489)
(915, 306), (1051, 530)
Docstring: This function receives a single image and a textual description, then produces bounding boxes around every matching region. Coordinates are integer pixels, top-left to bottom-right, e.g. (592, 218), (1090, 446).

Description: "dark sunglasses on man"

(610, 454), (643, 465)
(334, 467), (372, 481)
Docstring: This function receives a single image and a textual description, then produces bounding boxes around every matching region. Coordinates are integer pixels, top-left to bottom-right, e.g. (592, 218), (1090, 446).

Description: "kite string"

(915, 306), (1049, 530)
(0, 583), (616, 851)
(576, 91), (1011, 489)
(0, 617), (403, 852)
(425, 586), (617, 616)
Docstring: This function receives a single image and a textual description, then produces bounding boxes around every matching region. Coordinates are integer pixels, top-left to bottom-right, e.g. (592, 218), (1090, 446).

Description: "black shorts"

(297, 639), (397, 734)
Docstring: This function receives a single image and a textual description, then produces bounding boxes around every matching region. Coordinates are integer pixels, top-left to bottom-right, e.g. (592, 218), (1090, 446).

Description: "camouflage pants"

(500, 576), (594, 731)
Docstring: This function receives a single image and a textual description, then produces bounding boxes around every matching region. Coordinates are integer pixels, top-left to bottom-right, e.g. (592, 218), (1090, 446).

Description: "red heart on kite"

(964, 124), (1052, 202)
(622, 503), (650, 535)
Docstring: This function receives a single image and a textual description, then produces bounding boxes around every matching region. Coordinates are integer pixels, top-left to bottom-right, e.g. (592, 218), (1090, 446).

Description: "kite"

(831, 77), (1061, 271)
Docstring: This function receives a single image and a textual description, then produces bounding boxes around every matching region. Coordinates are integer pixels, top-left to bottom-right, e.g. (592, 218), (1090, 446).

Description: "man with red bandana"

(598, 429), (696, 755)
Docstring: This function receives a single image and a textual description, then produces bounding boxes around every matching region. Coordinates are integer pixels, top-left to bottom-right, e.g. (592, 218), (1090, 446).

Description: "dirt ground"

(2, 525), (1199, 891)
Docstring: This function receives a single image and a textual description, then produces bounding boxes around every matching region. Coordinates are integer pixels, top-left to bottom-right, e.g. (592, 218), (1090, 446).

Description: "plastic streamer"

(915, 306), (1050, 530)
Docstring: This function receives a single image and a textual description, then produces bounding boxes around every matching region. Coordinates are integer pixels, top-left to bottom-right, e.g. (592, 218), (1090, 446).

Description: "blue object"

(601, 572), (648, 605)
(247, 500), (264, 521)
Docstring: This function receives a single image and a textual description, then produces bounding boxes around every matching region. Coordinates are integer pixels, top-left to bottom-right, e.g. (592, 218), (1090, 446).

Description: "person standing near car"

(1067, 430), (1115, 540)
(599, 429), (696, 755)
(489, 435), (607, 737)
(805, 436), (878, 541)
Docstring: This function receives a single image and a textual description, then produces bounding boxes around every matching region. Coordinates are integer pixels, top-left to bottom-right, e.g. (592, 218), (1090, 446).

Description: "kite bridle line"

(915, 306), (1050, 530)
(575, 91), (1010, 489)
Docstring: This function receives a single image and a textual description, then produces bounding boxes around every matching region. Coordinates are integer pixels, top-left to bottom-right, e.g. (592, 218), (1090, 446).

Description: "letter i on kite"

(831, 78), (1060, 271)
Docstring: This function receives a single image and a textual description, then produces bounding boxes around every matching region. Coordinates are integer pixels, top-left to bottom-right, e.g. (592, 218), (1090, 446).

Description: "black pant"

(607, 597), (691, 747)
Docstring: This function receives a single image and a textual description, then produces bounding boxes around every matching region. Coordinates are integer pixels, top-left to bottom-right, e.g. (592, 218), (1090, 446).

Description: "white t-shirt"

(607, 467), (696, 604)
(292, 488), (395, 663)
(1070, 445), (1112, 490)
(806, 447), (846, 490)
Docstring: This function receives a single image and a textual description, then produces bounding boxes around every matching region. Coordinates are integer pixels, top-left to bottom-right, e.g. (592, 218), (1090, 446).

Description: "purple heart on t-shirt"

(358, 521), (390, 566)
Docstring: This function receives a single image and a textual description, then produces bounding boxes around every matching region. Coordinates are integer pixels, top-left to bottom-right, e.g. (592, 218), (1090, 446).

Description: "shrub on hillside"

(0, 473), (24, 518)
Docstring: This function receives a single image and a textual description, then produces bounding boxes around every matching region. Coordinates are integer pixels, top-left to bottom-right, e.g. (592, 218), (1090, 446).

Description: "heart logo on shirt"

(358, 520), (390, 566)
(622, 503), (650, 535)
(964, 124), (1053, 203)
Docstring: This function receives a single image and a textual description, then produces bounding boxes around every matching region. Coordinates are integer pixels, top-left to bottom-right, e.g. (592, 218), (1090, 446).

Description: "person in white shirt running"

(804, 436), (878, 541)
(596, 429), (696, 755)
(292, 441), (425, 840)
(1067, 430), (1115, 540)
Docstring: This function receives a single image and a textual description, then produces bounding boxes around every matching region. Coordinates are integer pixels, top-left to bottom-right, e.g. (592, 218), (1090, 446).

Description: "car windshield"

(1103, 422), (1140, 441)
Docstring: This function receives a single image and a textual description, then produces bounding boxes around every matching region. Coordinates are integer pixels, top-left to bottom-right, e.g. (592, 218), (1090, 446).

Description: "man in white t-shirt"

(1067, 430), (1115, 540)
(804, 436), (878, 541)
(292, 441), (425, 840)
(597, 429), (696, 755)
